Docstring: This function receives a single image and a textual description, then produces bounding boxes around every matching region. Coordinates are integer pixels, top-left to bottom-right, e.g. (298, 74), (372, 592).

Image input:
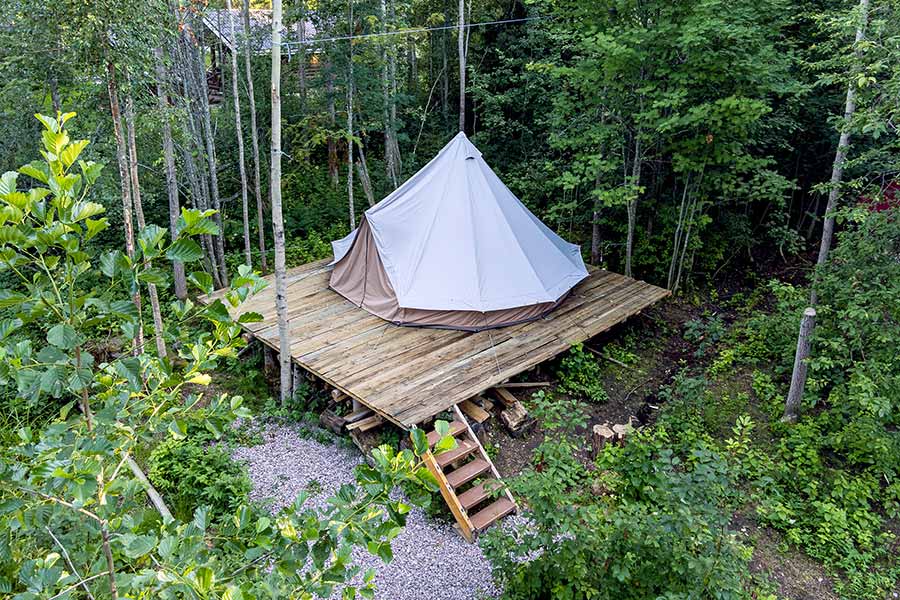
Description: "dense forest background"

(0, 0), (898, 598)
(1, 0), (896, 288)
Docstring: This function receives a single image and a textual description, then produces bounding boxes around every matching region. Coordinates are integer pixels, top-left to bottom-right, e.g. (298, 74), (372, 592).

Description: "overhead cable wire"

(280, 15), (550, 47)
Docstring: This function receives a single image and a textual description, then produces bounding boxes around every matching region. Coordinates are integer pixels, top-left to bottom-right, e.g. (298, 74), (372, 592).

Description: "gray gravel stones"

(231, 422), (499, 600)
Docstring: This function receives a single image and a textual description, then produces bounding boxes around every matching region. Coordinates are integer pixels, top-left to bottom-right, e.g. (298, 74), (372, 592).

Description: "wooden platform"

(201, 259), (669, 428)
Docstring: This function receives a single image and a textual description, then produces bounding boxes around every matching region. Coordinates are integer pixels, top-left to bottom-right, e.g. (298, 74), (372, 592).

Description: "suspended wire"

(280, 15), (551, 48)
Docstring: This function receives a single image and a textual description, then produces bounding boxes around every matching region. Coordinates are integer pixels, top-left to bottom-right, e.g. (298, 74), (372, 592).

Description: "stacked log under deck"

(199, 258), (669, 428)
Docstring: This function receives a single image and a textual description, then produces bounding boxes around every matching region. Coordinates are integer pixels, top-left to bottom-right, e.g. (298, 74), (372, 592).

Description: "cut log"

(344, 407), (374, 424)
(592, 423), (615, 457)
(459, 399), (490, 423)
(500, 401), (532, 437)
(492, 387), (518, 408)
(346, 414), (384, 432)
(319, 409), (346, 434)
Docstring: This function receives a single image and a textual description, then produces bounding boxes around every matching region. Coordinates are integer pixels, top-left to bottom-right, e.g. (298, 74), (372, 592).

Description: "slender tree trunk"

(125, 94), (168, 360)
(457, 0), (465, 133)
(590, 171), (602, 266)
(408, 36), (418, 95)
(241, 0), (268, 271)
(388, 0), (401, 177)
(298, 0), (307, 110)
(155, 48), (188, 300)
(271, 0), (292, 404)
(668, 175), (691, 290)
(196, 41), (229, 286)
(347, 1), (356, 229)
(49, 75), (61, 114)
(100, 526), (119, 600)
(326, 67), (340, 186)
(811, 0), (869, 305)
(177, 30), (224, 287)
(380, 0), (399, 188)
(783, 308), (817, 422)
(356, 139), (375, 207)
(105, 58), (144, 356)
(625, 132), (641, 278)
(441, 12), (449, 125)
(226, 0), (253, 267)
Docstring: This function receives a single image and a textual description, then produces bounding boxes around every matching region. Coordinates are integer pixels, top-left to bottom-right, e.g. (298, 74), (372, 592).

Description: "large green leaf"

(123, 534), (157, 559)
(18, 162), (49, 184)
(60, 139), (89, 168)
(0, 171), (17, 196)
(166, 238), (203, 263)
(47, 323), (78, 350)
(188, 271), (214, 294)
(71, 200), (104, 222)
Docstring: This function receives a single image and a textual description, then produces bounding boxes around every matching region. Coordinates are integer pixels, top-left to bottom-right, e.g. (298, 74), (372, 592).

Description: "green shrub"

(148, 438), (251, 521)
(556, 343), (608, 403)
(481, 395), (755, 599)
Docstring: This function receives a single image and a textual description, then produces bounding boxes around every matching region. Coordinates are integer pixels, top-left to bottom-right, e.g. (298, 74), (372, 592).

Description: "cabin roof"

(202, 8), (316, 55)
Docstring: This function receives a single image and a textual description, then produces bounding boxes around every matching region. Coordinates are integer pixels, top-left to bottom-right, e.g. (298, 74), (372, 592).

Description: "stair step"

(426, 420), (467, 447)
(436, 438), (479, 468)
(457, 479), (502, 510)
(470, 498), (516, 531)
(446, 458), (491, 489)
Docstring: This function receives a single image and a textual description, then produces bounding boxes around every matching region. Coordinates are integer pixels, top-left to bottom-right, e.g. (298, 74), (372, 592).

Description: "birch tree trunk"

(441, 23), (449, 125)
(356, 139), (375, 207)
(380, 0), (399, 188)
(271, 0), (292, 404)
(196, 41), (229, 286)
(783, 308), (816, 422)
(226, 0), (252, 267)
(388, 0), (401, 177)
(154, 48), (188, 300)
(177, 32), (223, 288)
(625, 132), (641, 278)
(242, 0), (268, 271)
(105, 58), (144, 356)
(347, 0), (356, 229)
(590, 171), (602, 266)
(298, 0), (307, 110)
(811, 0), (870, 305)
(125, 94), (168, 359)
(327, 67), (340, 186)
(457, 0), (466, 133)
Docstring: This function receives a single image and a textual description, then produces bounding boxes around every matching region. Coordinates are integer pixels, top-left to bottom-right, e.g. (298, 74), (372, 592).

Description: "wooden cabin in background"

(201, 8), (318, 105)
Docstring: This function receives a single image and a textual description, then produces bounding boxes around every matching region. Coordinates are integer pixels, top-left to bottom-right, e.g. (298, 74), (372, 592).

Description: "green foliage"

(482, 394), (756, 599)
(148, 437), (251, 521)
(683, 314), (726, 358)
(0, 118), (449, 600)
(555, 343), (608, 403)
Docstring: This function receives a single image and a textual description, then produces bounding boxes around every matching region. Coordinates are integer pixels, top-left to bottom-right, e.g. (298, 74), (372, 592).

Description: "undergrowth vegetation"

(483, 206), (900, 599)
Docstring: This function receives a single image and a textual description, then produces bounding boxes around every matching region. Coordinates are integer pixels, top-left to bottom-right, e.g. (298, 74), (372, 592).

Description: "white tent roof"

(332, 132), (588, 312)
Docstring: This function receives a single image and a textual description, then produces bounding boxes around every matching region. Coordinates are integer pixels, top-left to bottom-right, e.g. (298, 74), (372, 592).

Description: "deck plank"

(199, 261), (669, 428)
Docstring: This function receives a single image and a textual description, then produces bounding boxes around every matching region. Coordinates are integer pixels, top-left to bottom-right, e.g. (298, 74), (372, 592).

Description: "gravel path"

(232, 423), (499, 600)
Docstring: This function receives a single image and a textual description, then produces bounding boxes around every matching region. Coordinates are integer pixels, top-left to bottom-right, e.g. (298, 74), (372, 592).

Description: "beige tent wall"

(330, 218), (564, 331)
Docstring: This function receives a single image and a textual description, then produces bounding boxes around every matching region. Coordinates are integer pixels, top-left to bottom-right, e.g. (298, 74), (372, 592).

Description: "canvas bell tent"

(329, 132), (589, 331)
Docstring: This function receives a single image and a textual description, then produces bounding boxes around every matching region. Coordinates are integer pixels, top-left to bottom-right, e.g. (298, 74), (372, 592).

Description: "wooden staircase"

(418, 405), (517, 542)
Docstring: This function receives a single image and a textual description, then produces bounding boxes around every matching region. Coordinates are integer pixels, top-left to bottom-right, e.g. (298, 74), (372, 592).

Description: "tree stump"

(501, 401), (533, 437)
(612, 423), (631, 445)
(592, 423), (616, 457)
